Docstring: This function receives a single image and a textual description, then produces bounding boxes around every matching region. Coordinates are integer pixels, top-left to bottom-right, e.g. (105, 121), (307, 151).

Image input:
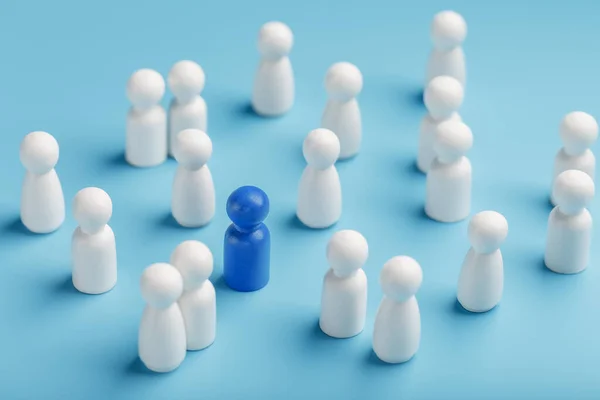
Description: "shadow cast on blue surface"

(53, 275), (81, 296)
(104, 151), (130, 169)
(286, 214), (335, 232)
(156, 212), (211, 231)
(309, 319), (340, 343)
(1, 216), (44, 237)
(364, 348), (414, 368)
(234, 101), (269, 120)
(127, 357), (158, 376)
(409, 88), (425, 108)
(402, 159), (424, 179)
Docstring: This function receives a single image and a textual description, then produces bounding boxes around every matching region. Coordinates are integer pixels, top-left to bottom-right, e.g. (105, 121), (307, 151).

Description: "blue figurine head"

(226, 186), (270, 230)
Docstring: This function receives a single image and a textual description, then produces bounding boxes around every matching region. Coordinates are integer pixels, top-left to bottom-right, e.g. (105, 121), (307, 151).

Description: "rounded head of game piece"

(73, 187), (113, 234)
(433, 120), (473, 163)
(257, 21), (293, 59)
(126, 68), (165, 109)
(424, 75), (464, 119)
(170, 240), (214, 291)
(380, 256), (423, 302)
(140, 263), (184, 309)
(431, 10), (467, 50)
(173, 129), (212, 170)
(303, 128), (340, 169)
(326, 230), (369, 277)
(468, 211), (508, 253)
(552, 169), (595, 215)
(168, 60), (206, 103)
(20, 131), (60, 174)
(227, 186), (270, 230)
(559, 111), (599, 155)
(324, 62), (363, 101)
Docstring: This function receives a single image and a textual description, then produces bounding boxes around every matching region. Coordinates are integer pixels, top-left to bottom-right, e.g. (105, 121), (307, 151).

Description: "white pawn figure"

(321, 62), (363, 160)
(252, 21), (294, 117)
(172, 129), (215, 227)
(297, 128), (342, 229)
(320, 230), (369, 338)
(20, 131), (65, 233)
(168, 60), (207, 157)
(418, 75), (464, 173)
(426, 10), (467, 87)
(551, 112), (598, 205)
(545, 170), (594, 274)
(126, 68), (167, 167)
(425, 119), (473, 223)
(373, 256), (422, 364)
(72, 187), (117, 294)
(139, 263), (187, 373)
(171, 240), (216, 351)
(457, 211), (508, 312)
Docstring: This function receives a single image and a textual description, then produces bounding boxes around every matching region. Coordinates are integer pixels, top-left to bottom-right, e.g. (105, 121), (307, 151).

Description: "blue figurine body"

(223, 186), (270, 292)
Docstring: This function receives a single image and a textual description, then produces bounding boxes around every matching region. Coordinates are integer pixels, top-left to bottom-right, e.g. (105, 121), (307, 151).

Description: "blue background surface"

(1, 0), (599, 399)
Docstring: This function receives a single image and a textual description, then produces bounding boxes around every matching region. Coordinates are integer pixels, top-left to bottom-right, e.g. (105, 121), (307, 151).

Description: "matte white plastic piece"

(426, 10), (467, 87)
(320, 230), (368, 338)
(457, 211), (508, 312)
(139, 263), (187, 373)
(20, 131), (65, 233)
(373, 256), (422, 364)
(545, 170), (594, 274)
(170, 240), (216, 351)
(252, 21), (294, 116)
(71, 187), (117, 295)
(297, 128), (342, 228)
(126, 68), (167, 167)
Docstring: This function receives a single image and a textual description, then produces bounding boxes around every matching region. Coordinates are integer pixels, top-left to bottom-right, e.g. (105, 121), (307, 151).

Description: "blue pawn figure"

(224, 186), (270, 292)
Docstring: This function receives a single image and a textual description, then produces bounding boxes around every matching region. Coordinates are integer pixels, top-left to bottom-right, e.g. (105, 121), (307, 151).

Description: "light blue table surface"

(1, 0), (599, 399)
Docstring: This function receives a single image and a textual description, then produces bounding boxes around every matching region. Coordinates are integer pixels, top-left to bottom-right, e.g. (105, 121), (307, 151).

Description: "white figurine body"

(171, 240), (216, 351)
(545, 170), (594, 274)
(71, 187), (117, 294)
(252, 21), (294, 117)
(172, 129), (215, 227)
(168, 60), (207, 156)
(321, 62), (363, 159)
(457, 211), (508, 312)
(320, 230), (369, 338)
(126, 69), (167, 167)
(426, 11), (467, 87)
(297, 128), (342, 228)
(20, 131), (65, 233)
(139, 263), (187, 373)
(373, 256), (422, 364)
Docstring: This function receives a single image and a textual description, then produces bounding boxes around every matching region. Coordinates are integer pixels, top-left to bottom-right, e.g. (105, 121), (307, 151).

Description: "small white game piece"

(457, 211), (508, 312)
(170, 240), (216, 351)
(126, 68), (167, 167)
(297, 128), (342, 228)
(425, 119), (472, 222)
(418, 75), (464, 173)
(551, 111), (598, 205)
(20, 131), (65, 233)
(426, 10), (467, 87)
(172, 129), (215, 227)
(168, 60), (207, 157)
(71, 187), (117, 294)
(320, 230), (368, 338)
(139, 263), (187, 373)
(252, 21), (294, 117)
(321, 62), (363, 159)
(545, 170), (594, 274)
(373, 256), (422, 364)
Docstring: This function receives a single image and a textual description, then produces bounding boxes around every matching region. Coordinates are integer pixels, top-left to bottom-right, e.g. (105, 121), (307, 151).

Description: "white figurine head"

(258, 21), (293, 59)
(173, 129), (213, 170)
(303, 128), (340, 170)
(560, 111), (598, 156)
(168, 60), (206, 104)
(140, 263), (183, 309)
(20, 131), (60, 175)
(552, 169), (595, 215)
(468, 211), (508, 254)
(380, 256), (423, 302)
(170, 240), (214, 291)
(73, 187), (113, 234)
(126, 68), (165, 110)
(431, 10), (467, 51)
(434, 119), (473, 163)
(424, 75), (464, 120)
(324, 62), (363, 102)
(326, 230), (369, 278)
